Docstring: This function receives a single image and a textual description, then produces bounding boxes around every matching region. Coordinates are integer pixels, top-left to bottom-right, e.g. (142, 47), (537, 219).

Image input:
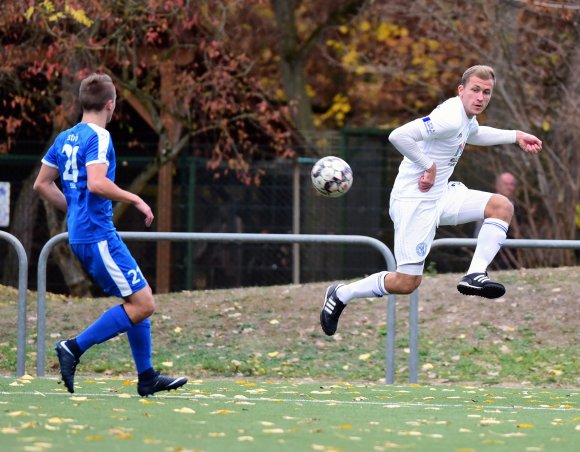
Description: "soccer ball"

(311, 156), (353, 198)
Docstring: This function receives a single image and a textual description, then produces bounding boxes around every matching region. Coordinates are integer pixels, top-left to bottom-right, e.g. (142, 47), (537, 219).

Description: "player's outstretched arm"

(516, 130), (542, 153)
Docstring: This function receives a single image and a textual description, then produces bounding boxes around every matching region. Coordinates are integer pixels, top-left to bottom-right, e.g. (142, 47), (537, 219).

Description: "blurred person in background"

(474, 171), (517, 236)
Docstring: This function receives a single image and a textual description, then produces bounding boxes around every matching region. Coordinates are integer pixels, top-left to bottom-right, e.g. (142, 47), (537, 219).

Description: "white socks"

(467, 218), (509, 274)
(335, 271), (389, 304)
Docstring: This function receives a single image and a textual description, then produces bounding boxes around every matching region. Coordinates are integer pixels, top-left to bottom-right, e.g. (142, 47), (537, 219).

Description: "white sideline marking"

(0, 391), (577, 412)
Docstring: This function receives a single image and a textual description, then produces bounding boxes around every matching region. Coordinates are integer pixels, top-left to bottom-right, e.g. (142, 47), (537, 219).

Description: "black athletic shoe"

(320, 284), (346, 336)
(137, 371), (188, 397)
(54, 340), (80, 394)
(457, 272), (506, 299)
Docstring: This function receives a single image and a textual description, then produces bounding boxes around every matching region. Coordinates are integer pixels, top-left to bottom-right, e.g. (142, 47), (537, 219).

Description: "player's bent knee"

(486, 194), (513, 221)
(127, 287), (156, 318)
(387, 273), (421, 294)
(400, 279), (421, 294)
(140, 300), (155, 317)
(141, 297), (156, 317)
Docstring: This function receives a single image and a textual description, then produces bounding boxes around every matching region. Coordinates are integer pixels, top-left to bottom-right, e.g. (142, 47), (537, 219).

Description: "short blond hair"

(461, 65), (495, 86)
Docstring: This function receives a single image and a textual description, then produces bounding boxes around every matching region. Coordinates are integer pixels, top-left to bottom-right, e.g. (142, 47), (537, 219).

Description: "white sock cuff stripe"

(483, 218), (509, 233)
(377, 271), (390, 296)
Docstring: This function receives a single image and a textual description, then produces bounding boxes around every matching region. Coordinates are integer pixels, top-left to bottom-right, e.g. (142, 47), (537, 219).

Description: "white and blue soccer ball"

(311, 156), (353, 198)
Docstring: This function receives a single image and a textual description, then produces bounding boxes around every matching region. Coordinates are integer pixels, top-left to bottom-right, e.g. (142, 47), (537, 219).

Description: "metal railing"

(404, 238), (580, 383)
(34, 233), (580, 385)
(36, 232), (401, 383)
(0, 231), (28, 376)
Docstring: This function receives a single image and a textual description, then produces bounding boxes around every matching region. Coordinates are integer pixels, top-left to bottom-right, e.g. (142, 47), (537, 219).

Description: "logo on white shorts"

(416, 242), (428, 257)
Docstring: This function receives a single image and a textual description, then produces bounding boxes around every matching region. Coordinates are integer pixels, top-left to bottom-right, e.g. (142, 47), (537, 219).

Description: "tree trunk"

(271, 0), (315, 132)
(42, 199), (92, 297)
(155, 60), (186, 293)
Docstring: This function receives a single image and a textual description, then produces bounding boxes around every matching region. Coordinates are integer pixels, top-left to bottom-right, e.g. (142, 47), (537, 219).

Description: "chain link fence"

(2, 129), (491, 293)
(155, 129), (401, 291)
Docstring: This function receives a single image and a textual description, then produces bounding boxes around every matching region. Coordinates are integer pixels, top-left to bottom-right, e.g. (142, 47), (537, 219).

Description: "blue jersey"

(42, 122), (116, 244)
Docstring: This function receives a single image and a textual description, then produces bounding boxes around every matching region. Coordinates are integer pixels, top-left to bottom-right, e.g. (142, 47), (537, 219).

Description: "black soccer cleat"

(55, 340), (80, 394)
(320, 284), (347, 336)
(457, 272), (506, 299)
(137, 371), (188, 397)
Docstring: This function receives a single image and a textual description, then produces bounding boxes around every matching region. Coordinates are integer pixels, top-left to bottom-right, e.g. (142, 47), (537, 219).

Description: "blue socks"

(75, 304), (133, 353)
(127, 319), (153, 375)
(67, 304), (153, 377)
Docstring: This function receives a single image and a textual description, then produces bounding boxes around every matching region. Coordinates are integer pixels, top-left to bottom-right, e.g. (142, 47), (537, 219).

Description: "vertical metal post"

(36, 232), (69, 376)
(185, 157), (196, 290)
(0, 231), (28, 376)
(409, 289), (419, 383)
(385, 294), (397, 384)
(292, 159), (301, 284)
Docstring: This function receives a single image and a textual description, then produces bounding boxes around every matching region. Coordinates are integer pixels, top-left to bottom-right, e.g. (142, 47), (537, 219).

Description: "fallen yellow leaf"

(263, 428), (284, 434)
(516, 423), (535, 429)
(48, 417), (72, 424)
(211, 409), (236, 415)
(174, 407), (196, 414)
(246, 388), (267, 394)
(85, 435), (104, 441)
(482, 439), (504, 445)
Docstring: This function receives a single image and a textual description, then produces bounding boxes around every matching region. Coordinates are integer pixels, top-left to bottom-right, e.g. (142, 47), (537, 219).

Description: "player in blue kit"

(34, 73), (188, 396)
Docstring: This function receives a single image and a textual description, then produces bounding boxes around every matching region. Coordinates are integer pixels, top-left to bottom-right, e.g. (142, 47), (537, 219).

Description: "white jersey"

(389, 96), (516, 201)
(391, 96), (477, 200)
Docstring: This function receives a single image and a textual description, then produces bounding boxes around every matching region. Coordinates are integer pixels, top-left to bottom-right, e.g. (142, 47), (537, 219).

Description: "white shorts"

(389, 182), (492, 275)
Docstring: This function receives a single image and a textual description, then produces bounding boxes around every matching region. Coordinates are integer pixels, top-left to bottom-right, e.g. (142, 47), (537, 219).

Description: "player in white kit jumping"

(321, 65), (542, 336)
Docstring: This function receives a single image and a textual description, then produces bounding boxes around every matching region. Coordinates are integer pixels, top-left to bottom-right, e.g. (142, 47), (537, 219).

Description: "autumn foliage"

(1, 0), (578, 275)
(0, 0), (297, 183)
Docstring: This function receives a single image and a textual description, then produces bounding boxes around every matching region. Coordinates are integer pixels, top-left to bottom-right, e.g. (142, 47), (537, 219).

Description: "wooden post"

(155, 62), (177, 293)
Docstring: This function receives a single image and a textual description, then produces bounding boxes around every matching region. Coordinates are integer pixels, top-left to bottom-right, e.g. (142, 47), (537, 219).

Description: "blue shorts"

(71, 233), (148, 298)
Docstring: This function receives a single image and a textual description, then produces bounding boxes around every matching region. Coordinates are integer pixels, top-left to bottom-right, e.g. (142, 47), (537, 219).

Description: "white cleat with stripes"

(320, 284), (347, 336)
(457, 272), (505, 299)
